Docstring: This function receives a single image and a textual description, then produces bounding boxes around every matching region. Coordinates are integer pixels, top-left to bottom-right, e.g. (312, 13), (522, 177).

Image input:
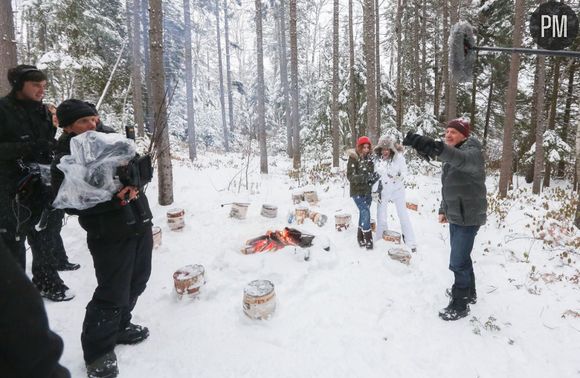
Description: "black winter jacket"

(51, 125), (153, 241)
(346, 149), (375, 197)
(438, 137), (487, 226)
(0, 93), (55, 182)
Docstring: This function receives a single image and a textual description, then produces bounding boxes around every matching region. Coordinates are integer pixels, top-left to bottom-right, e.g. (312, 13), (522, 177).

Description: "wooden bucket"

(295, 206), (309, 225)
(173, 264), (205, 299)
(406, 202), (419, 211)
(292, 192), (304, 204)
(152, 226), (162, 248)
(167, 208), (185, 231)
(230, 202), (250, 220)
(303, 190), (319, 206)
(388, 248), (412, 265)
(335, 213), (351, 231)
(309, 211), (328, 227)
(261, 204), (278, 218)
(243, 280), (276, 320)
(383, 230), (401, 243)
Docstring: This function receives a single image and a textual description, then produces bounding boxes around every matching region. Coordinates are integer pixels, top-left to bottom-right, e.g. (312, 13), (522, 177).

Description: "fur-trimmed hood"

(374, 135), (403, 155)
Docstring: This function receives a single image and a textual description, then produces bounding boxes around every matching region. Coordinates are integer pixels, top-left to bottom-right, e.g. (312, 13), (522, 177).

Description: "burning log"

(241, 227), (315, 254)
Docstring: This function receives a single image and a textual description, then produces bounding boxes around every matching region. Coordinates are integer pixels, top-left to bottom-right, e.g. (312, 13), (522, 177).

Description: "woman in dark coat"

(346, 136), (379, 250)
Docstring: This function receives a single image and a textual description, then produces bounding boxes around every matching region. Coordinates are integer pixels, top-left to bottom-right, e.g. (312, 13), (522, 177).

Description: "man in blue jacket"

(404, 118), (487, 321)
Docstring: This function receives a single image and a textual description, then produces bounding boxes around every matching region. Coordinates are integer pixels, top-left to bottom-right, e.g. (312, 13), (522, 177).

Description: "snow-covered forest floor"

(39, 151), (580, 378)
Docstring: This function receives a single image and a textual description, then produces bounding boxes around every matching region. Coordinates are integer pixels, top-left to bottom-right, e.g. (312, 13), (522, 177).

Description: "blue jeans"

(449, 224), (479, 289)
(352, 195), (372, 231)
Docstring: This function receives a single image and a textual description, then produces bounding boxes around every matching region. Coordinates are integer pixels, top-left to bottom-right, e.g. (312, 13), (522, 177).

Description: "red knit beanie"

(357, 136), (372, 148)
(447, 119), (470, 138)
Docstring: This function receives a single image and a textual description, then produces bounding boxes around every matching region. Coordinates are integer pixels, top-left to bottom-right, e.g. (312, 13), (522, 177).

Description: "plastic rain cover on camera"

(52, 131), (136, 210)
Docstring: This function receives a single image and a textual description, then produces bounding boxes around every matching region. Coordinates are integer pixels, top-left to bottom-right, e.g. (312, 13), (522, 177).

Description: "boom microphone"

(450, 21), (580, 84)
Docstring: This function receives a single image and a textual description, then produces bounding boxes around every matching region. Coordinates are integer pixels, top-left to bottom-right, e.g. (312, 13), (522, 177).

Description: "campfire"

(242, 227), (315, 254)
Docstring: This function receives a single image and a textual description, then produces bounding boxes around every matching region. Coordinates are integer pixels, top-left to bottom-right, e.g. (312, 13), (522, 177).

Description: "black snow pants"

(81, 226), (153, 364)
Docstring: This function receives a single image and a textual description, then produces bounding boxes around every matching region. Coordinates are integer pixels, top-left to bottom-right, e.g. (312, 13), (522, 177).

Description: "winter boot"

(439, 286), (470, 321)
(357, 227), (365, 248)
(445, 284), (477, 304)
(56, 261), (81, 271)
(86, 351), (118, 378)
(364, 230), (373, 250)
(36, 283), (75, 302)
(117, 323), (149, 345)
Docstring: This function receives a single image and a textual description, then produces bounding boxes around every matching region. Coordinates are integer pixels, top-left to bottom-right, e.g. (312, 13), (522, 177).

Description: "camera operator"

(52, 99), (153, 378)
(0, 64), (74, 302)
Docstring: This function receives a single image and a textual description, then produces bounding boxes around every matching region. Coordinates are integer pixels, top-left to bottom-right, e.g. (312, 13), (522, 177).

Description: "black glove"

(403, 132), (443, 159)
(368, 171), (380, 186)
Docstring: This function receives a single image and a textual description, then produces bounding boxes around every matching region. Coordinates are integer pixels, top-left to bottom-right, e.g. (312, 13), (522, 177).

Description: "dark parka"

(438, 137), (487, 226)
(346, 149), (375, 197)
(51, 124), (153, 241)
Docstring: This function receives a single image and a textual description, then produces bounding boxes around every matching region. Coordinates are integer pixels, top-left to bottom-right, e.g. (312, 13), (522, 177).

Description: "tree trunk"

(142, 0), (153, 133)
(0, 0), (17, 96)
(375, 0), (381, 133)
(395, 0), (403, 131)
(255, 0), (268, 173)
(483, 79), (493, 150)
(183, 0), (197, 160)
(332, 0), (340, 167)
(149, 0), (174, 205)
(348, 0), (357, 145)
(543, 57), (561, 187)
(420, 0), (427, 110)
(278, 0), (293, 158)
(129, 0), (145, 137)
(558, 59), (576, 177)
(433, 9), (441, 120)
(498, 0), (525, 198)
(532, 56), (546, 195)
(223, 0), (235, 133)
(470, 46), (479, 131)
(446, 0), (458, 121)
(290, 0), (301, 169)
(525, 60), (542, 184)
(442, 0), (450, 122)
(363, 0), (377, 142)
(215, 0), (229, 152)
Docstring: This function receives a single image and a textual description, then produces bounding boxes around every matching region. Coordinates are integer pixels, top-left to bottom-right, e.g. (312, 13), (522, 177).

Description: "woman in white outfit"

(373, 136), (417, 252)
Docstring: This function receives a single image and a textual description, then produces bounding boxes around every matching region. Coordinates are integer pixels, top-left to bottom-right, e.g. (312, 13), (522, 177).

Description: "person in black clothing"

(0, 64), (74, 301)
(52, 99), (153, 378)
(0, 237), (71, 378)
(43, 103), (81, 271)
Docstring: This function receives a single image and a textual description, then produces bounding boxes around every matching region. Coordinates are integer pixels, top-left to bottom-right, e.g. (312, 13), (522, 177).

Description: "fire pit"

(241, 227), (315, 254)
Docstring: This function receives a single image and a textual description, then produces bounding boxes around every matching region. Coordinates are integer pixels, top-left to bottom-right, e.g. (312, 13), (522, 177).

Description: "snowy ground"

(40, 152), (580, 378)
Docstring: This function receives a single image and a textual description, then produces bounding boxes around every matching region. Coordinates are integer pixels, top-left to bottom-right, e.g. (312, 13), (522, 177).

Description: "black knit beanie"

(56, 99), (98, 128)
(7, 65), (47, 91)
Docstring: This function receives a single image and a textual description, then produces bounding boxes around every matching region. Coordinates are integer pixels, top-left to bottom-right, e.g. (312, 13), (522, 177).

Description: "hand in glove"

(403, 132), (443, 159)
(367, 171), (380, 186)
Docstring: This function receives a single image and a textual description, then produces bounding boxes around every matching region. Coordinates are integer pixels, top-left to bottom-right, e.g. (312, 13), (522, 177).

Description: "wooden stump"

(243, 280), (276, 320)
(382, 230), (401, 243)
(261, 204), (278, 218)
(152, 226), (162, 248)
(173, 264), (205, 299)
(292, 192), (304, 204)
(406, 202), (419, 211)
(167, 208), (185, 231)
(295, 206), (309, 225)
(230, 203), (250, 219)
(303, 190), (319, 206)
(388, 248), (412, 265)
(335, 213), (351, 231)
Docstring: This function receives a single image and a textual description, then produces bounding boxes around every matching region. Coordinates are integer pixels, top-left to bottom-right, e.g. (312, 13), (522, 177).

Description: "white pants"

(375, 188), (417, 248)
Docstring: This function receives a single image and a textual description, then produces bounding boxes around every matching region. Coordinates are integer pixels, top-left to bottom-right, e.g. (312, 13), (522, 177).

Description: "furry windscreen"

(449, 21), (476, 83)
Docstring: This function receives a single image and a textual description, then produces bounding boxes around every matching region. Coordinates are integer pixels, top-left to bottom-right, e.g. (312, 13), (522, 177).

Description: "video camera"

(116, 154), (154, 189)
